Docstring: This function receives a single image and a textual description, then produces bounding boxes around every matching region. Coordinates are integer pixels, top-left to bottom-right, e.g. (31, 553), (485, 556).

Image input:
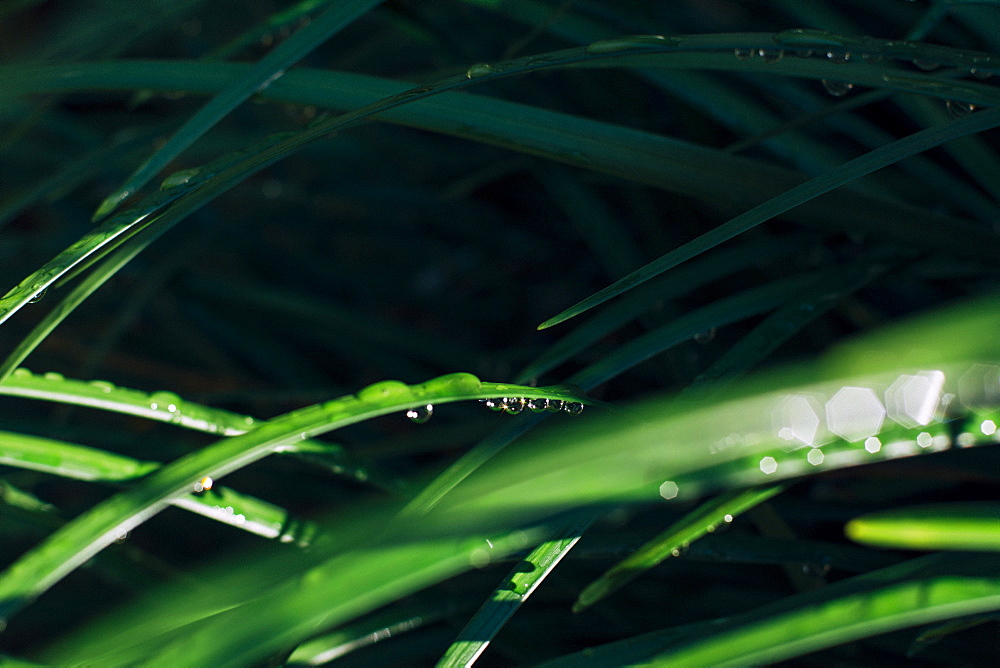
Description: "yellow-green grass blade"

(537, 107), (1000, 330)
(573, 485), (787, 613)
(541, 552), (1000, 667)
(846, 502), (1000, 552)
(91, 0), (386, 221)
(0, 430), (158, 482)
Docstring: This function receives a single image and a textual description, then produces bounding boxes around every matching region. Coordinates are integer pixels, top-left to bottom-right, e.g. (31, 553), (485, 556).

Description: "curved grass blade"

(537, 107), (1000, 330)
(436, 516), (593, 668)
(845, 502), (1000, 552)
(572, 484), (787, 613)
(91, 0), (387, 220)
(541, 553), (1000, 667)
(0, 373), (591, 622)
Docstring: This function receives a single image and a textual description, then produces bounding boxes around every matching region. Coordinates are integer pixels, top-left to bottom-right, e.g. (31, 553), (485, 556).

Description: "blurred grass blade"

(538, 107), (1000, 329)
(846, 502), (1000, 552)
(573, 485), (787, 613)
(437, 517), (593, 668)
(91, 0), (386, 221)
(541, 553), (1000, 667)
(0, 430), (158, 482)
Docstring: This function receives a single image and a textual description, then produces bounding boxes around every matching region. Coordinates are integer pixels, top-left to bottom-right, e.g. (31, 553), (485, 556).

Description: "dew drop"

(483, 398), (504, 411)
(12, 368), (32, 379)
(160, 168), (202, 190)
(970, 68), (993, 80)
(758, 48), (783, 64)
(193, 476), (213, 493)
(733, 47), (754, 61)
(89, 380), (115, 393)
(861, 52), (883, 64)
(946, 100), (975, 118)
(670, 548), (681, 557)
(821, 79), (854, 96)
(149, 391), (181, 413)
(912, 59), (939, 71)
(826, 51), (851, 64)
(547, 400), (565, 413)
(29, 287), (47, 303)
(562, 401), (584, 416)
(406, 403), (433, 424)
(502, 397), (525, 414)
(694, 328), (716, 344)
(356, 380), (413, 403)
(466, 63), (498, 79)
(527, 397), (550, 412)
(42, 371), (64, 382)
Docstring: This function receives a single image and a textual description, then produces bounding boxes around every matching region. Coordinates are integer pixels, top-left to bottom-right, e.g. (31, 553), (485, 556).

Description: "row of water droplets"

(480, 396), (585, 415)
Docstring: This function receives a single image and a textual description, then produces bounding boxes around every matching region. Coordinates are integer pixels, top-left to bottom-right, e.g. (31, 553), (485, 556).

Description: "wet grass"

(1, 1), (999, 665)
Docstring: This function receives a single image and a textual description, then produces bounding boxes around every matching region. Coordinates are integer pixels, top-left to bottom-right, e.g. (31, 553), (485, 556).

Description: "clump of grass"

(1, 1), (998, 665)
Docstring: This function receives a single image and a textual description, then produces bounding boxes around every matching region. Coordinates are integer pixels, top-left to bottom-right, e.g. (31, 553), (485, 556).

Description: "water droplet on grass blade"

(502, 397), (525, 414)
(826, 51), (851, 64)
(527, 397), (550, 412)
(694, 328), (716, 344)
(89, 380), (115, 393)
(29, 287), (46, 303)
(585, 35), (673, 54)
(42, 372), (64, 382)
(946, 100), (975, 118)
(758, 48), (783, 63)
(734, 47), (754, 61)
(466, 63), (497, 79)
(822, 79), (854, 96)
(160, 168), (202, 190)
(406, 404), (433, 424)
(562, 401), (584, 415)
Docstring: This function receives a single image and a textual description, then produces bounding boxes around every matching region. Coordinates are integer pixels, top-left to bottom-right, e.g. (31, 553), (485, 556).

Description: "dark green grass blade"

(541, 553), (1000, 667)
(846, 502), (1000, 552)
(537, 107), (1000, 330)
(91, 0), (386, 220)
(573, 485), (787, 613)
(436, 517), (593, 668)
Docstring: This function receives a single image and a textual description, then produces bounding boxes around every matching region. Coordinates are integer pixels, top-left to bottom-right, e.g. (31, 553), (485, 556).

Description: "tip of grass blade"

(537, 290), (612, 330)
(92, 190), (130, 222)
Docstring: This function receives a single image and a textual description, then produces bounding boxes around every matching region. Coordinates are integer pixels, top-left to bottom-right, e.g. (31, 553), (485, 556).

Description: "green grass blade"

(537, 107), (1000, 330)
(91, 0), (386, 220)
(0, 430), (158, 482)
(846, 502), (1000, 552)
(573, 485), (787, 613)
(0, 374), (590, 622)
(436, 517), (593, 668)
(541, 553), (1000, 667)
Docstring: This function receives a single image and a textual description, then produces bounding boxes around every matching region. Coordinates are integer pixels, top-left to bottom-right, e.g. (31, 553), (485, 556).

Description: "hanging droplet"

(466, 63), (497, 79)
(946, 100), (975, 118)
(826, 51), (851, 64)
(547, 400), (565, 413)
(406, 404), (433, 424)
(694, 328), (716, 344)
(481, 398), (504, 411)
(502, 397), (525, 414)
(821, 79), (854, 96)
(733, 47), (754, 61)
(758, 48), (783, 64)
(29, 287), (47, 303)
(912, 59), (939, 71)
(527, 397), (550, 412)
(562, 401), (584, 415)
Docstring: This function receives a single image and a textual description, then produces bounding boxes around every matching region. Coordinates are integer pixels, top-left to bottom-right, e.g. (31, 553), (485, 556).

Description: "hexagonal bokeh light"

(885, 370), (944, 428)
(772, 395), (821, 447)
(957, 364), (1000, 407)
(826, 386), (886, 442)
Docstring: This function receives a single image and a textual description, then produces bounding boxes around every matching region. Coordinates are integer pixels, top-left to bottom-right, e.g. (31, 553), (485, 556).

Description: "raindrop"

(694, 328), (716, 344)
(670, 548), (682, 557)
(822, 79), (854, 96)
(160, 168), (202, 190)
(483, 398), (504, 411)
(734, 47), (754, 61)
(502, 397), (525, 414)
(562, 401), (584, 415)
(149, 391), (181, 413)
(42, 371), (64, 382)
(547, 400), (565, 413)
(89, 380), (116, 393)
(970, 68), (993, 80)
(826, 51), (851, 64)
(946, 100), (975, 118)
(465, 63), (497, 79)
(12, 368), (32, 379)
(114, 531), (129, 544)
(792, 49), (815, 58)
(912, 59), (939, 71)
(29, 287), (47, 303)
(193, 476), (213, 493)
(527, 397), (550, 412)
(406, 403), (433, 424)
(758, 48), (784, 64)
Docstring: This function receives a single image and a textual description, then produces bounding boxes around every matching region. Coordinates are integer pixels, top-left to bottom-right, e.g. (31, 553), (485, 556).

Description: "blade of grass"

(845, 502), (1000, 552)
(573, 485), (787, 613)
(541, 553), (1000, 667)
(537, 107), (1000, 330)
(91, 0), (387, 220)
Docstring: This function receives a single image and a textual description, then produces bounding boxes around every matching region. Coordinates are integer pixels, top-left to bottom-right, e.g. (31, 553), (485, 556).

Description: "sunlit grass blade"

(541, 552), (1000, 667)
(573, 485), (787, 613)
(436, 517), (593, 668)
(0, 373), (590, 622)
(537, 107), (1000, 330)
(0, 430), (158, 482)
(91, 0), (386, 221)
(845, 502), (1000, 552)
